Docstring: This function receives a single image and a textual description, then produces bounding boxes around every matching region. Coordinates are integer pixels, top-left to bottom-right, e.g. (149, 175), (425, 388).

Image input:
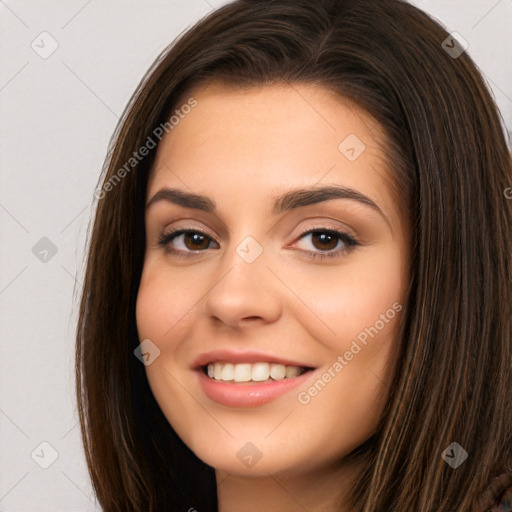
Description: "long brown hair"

(76, 0), (512, 510)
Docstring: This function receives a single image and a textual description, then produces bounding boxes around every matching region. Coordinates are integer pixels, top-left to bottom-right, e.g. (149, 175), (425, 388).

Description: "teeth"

(270, 364), (286, 380)
(234, 363), (252, 382)
(205, 362), (306, 382)
(221, 363), (234, 381)
(285, 365), (301, 378)
(252, 362), (269, 381)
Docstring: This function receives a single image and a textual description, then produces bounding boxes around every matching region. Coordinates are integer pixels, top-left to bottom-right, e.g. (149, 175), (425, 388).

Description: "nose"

(202, 243), (282, 329)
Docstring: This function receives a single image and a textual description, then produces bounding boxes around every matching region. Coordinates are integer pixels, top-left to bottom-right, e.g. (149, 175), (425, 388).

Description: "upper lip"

(191, 349), (316, 370)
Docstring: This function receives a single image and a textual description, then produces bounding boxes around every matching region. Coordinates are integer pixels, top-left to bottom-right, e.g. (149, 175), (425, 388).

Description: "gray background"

(1, 0), (511, 509)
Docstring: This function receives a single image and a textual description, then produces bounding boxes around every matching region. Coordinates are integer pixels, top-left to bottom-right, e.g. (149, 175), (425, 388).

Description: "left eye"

(296, 228), (354, 252)
(157, 227), (359, 260)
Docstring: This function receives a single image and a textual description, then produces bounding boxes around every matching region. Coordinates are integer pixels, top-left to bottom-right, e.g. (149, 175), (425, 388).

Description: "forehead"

(148, 81), (390, 190)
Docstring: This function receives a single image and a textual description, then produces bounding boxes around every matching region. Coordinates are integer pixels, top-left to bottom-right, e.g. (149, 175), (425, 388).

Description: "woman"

(76, 0), (512, 510)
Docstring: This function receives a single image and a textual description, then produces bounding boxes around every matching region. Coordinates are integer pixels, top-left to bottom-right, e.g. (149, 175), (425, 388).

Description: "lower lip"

(196, 368), (316, 407)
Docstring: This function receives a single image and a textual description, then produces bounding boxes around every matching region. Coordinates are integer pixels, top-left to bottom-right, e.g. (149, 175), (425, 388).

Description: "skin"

(136, 81), (411, 511)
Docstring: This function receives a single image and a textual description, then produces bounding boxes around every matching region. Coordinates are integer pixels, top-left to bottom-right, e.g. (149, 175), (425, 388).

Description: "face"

(136, 81), (410, 478)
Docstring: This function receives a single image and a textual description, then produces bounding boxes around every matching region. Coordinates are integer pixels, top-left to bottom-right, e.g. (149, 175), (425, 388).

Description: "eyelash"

(156, 226), (359, 261)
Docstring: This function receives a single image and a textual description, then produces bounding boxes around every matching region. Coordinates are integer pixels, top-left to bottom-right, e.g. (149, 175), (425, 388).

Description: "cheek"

(135, 262), (199, 342)
(288, 244), (407, 360)
(135, 265), (198, 409)
(136, 277), (167, 343)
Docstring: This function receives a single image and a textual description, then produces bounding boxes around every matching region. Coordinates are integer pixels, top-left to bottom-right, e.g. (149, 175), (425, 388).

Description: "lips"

(191, 349), (317, 406)
(195, 364), (318, 407)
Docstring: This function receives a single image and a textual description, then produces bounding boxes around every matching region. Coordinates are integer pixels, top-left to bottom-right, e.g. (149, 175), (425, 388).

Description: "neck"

(215, 457), (362, 512)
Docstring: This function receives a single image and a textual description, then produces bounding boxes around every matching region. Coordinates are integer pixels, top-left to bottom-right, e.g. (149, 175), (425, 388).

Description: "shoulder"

(485, 485), (512, 511)
(479, 470), (512, 511)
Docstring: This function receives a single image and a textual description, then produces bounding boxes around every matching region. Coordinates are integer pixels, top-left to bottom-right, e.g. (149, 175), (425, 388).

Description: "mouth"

(200, 361), (315, 384)
(196, 361), (318, 407)
(192, 350), (318, 405)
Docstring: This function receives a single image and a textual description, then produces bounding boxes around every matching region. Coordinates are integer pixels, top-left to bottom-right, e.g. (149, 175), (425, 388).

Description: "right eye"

(157, 229), (219, 257)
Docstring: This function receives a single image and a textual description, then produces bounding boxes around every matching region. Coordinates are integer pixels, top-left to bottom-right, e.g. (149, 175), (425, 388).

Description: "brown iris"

(310, 231), (338, 251)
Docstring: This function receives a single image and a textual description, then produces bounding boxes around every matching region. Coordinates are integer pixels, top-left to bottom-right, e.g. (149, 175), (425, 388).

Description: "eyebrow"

(145, 185), (388, 221)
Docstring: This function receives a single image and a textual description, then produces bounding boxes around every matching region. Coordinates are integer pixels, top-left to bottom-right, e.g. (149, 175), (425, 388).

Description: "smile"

(203, 361), (311, 383)
(196, 364), (317, 407)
